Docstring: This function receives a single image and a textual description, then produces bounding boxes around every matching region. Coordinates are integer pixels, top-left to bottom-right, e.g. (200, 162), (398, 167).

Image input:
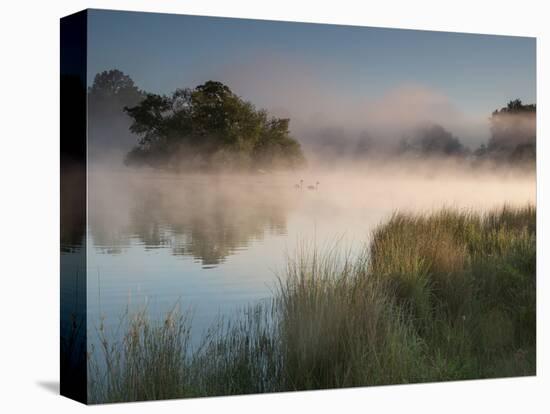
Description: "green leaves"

(123, 81), (306, 171)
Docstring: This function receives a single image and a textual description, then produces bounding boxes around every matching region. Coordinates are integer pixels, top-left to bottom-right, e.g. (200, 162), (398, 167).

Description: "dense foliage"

(123, 81), (305, 171)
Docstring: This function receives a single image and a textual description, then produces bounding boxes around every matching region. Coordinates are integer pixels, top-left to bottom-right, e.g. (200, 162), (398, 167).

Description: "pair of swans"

(294, 180), (319, 190)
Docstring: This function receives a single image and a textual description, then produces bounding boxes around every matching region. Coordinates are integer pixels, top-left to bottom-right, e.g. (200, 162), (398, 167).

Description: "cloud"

(207, 54), (490, 148)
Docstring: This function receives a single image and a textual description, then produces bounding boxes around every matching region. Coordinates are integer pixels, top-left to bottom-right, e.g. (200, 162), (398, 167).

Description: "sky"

(87, 9), (536, 147)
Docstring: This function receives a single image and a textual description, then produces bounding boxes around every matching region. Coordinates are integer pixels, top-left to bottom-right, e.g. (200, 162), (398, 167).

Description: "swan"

(307, 181), (320, 190)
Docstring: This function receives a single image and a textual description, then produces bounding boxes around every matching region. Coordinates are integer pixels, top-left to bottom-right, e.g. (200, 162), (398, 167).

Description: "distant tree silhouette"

(474, 99), (536, 165)
(400, 123), (467, 157)
(89, 69), (143, 103)
(488, 99), (535, 152)
(88, 70), (145, 160)
(491, 99), (536, 116)
(124, 81), (306, 171)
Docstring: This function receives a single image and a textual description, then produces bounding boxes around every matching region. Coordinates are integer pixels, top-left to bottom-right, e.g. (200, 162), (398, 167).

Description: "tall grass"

(88, 306), (194, 402)
(88, 205), (536, 403)
(276, 243), (424, 389)
(368, 205), (536, 380)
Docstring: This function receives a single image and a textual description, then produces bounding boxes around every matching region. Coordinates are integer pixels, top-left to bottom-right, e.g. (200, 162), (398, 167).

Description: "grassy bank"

(88, 205), (536, 403)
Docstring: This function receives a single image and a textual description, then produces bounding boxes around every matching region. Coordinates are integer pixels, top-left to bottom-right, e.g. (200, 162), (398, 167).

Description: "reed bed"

(88, 204), (536, 403)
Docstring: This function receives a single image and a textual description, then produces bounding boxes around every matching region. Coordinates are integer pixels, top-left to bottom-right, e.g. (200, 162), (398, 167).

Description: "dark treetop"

(124, 81), (306, 171)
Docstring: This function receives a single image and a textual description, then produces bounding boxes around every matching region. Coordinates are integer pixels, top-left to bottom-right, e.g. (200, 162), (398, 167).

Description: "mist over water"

(83, 161), (535, 347)
(68, 16), (538, 399)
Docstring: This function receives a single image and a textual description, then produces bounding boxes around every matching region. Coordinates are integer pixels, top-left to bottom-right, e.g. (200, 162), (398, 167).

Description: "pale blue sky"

(87, 9), (535, 140)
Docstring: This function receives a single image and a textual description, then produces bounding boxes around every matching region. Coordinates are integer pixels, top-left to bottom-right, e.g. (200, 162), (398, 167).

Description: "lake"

(61, 166), (536, 350)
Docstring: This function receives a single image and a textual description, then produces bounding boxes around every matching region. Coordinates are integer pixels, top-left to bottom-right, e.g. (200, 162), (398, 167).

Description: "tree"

(470, 99), (536, 166)
(488, 99), (536, 153)
(491, 99), (536, 116)
(89, 69), (143, 104)
(399, 123), (467, 157)
(88, 70), (145, 161)
(252, 118), (306, 168)
(124, 81), (306, 171)
(471, 99), (537, 165)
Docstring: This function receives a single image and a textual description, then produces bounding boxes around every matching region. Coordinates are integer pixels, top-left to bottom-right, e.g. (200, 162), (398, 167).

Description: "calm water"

(61, 168), (535, 348)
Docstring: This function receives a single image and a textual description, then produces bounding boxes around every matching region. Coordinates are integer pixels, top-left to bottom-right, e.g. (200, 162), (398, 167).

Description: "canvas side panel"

(60, 9), (88, 404)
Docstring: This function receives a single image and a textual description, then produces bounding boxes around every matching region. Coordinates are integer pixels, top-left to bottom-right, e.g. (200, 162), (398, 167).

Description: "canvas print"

(60, 9), (536, 404)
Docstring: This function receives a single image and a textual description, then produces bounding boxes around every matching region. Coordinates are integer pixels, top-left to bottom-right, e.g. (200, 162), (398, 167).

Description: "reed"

(88, 204), (536, 403)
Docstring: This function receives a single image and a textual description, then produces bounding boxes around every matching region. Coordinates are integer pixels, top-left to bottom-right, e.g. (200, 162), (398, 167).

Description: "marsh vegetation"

(59, 16), (537, 405)
(80, 69), (537, 404)
(88, 205), (535, 403)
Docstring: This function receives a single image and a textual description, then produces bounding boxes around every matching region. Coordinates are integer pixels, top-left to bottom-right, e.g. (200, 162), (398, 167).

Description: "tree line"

(88, 70), (305, 171)
(399, 100), (535, 165)
(88, 69), (535, 170)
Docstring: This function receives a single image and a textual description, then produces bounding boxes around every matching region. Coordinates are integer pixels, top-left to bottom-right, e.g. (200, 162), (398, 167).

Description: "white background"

(0, 0), (548, 412)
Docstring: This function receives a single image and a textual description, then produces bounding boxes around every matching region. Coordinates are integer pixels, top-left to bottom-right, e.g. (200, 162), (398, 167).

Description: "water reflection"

(60, 167), (86, 252)
(88, 173), (295, 267)
(85, 169), (536, 353)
